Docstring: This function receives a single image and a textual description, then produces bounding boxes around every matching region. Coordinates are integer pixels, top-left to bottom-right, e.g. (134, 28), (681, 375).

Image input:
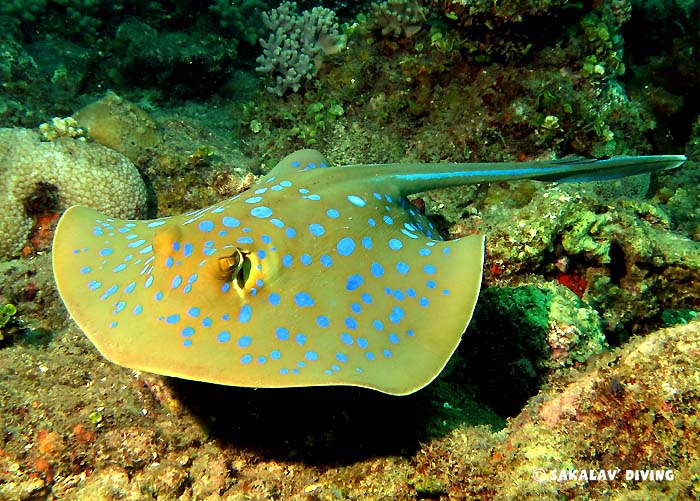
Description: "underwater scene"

(1, 0), (699, 499)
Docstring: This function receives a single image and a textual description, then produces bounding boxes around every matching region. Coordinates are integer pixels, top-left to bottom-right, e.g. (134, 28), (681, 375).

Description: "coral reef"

(431, 0), (570, 26)
(208, 0), (270, 46)
(432, 179), (700, 338)
(0, 38), (44, 127)
(0, 0), (697, 499)
(465, 282), (606, 415)
(0, 128), (147, 259)
(256, 1), (345, 96)
(369, 0), (427, 38)
(108, 18), (238, 99)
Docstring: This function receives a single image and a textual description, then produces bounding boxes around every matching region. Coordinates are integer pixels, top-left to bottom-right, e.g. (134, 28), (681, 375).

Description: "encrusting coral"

(72, 91), (161, 161)
(0, 128), (147, 260)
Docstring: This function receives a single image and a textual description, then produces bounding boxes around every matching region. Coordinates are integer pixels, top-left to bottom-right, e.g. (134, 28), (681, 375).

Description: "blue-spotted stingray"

(52, 150), (685, 395)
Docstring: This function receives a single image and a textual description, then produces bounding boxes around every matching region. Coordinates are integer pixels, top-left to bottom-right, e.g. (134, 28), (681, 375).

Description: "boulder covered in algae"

(72, 91), (162, 161)
(427, 175), (700, 339)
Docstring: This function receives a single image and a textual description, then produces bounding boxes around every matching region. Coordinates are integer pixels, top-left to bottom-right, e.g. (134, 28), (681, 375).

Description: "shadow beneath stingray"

(168, 378), (467, 465)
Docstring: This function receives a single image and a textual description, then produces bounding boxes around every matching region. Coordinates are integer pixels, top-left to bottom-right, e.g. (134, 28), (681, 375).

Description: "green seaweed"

(661, 308), (698, 328)
(0, 303), (17, 341)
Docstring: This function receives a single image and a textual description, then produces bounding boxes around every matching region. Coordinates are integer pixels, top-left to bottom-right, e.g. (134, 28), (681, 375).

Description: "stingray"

(52, 150), (685, 395)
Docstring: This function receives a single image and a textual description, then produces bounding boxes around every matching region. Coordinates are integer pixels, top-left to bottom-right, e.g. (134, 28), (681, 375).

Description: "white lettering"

(550, 469), (620, 482)
(543, 468), (673, 483)
(625, 469), (674, 481)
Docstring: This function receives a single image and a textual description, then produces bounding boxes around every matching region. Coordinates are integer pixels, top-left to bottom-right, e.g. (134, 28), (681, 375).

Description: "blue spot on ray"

(251, 206), (273, 218)
(347, 195), (365, 207)
(295, 292), (315, 307)
(239, 304), (252, 323)
(388, 239), (403, 250)
(346, 274), (363, 291)
(337, 237), (355, 256)
(309, 223), (325, 236)
(198, 220), (214, 232)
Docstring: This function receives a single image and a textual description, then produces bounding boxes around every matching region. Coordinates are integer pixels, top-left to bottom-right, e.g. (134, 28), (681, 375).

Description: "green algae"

(465, 282), (606, 415)
(660, 308), (698, 328)
(0, 303), (17, 340)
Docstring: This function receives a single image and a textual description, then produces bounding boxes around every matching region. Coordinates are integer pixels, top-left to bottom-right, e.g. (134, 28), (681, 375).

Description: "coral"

(0, 38), (38, 82)
(464, 283), (606, 415)
(109, 18), (238, 99)
(486, 320), (700, 499)
(72, 91), (161, 161)
(0, 38), (44, 127)
(589, 174), (651, 202)
(431, 0), (571, 27)
(256, 1), (345, 96)
(0, 0), (46, 23)
(37, 116), (86, 141)
(369, 0), (427, 38)
(208, 0), (269, 46)
(444, 180), (700, 337)
(0, 127), (147, 260)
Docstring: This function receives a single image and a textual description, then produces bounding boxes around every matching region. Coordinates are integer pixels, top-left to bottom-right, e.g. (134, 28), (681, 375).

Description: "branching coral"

(256, 1), (345, 96)
(369, 0), (427, 38)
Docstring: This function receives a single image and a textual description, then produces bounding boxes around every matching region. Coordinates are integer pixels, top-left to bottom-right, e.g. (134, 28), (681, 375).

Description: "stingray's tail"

(516, 155), (687, 183)
(349, 154), (687, 195)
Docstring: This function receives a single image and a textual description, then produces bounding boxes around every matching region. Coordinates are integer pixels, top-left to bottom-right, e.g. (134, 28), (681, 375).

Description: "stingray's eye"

(217, 249), (252, 288)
